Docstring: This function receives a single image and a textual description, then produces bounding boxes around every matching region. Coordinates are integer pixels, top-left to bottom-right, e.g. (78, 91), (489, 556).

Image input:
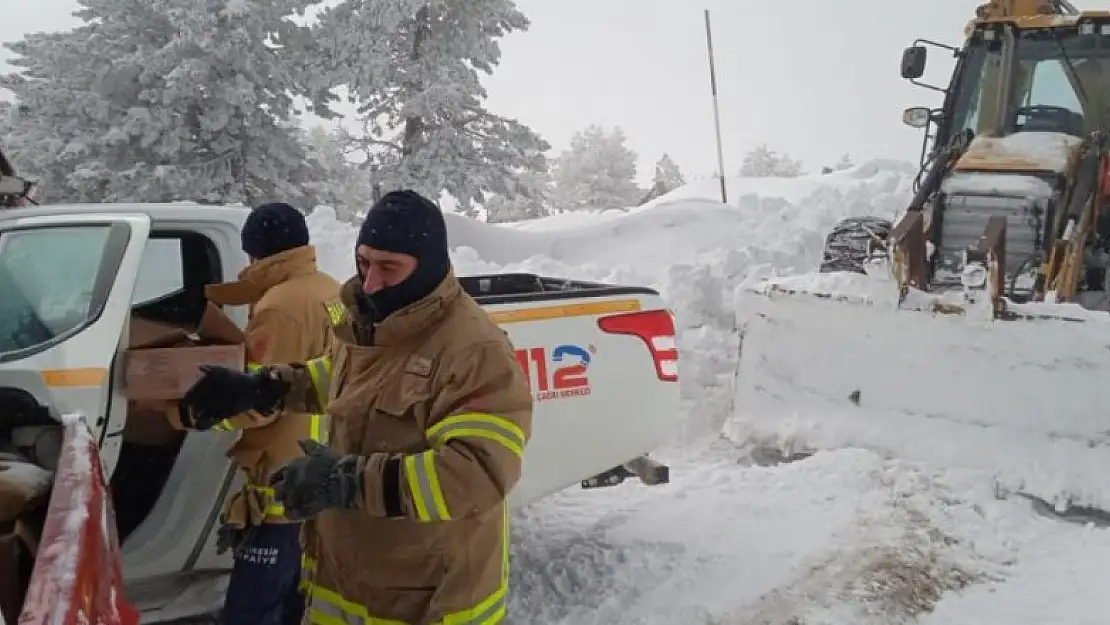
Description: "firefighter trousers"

(221, 523), (304, 625)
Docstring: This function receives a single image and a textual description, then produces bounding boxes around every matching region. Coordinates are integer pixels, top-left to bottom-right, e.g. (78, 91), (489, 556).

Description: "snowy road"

(511, 442), (992, 625)
(512, 440), (1110, 624)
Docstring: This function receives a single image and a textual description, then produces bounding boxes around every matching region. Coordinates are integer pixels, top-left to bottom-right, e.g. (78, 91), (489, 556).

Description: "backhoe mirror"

(901, 46), (927, 79)
(902, 106), (931, 128)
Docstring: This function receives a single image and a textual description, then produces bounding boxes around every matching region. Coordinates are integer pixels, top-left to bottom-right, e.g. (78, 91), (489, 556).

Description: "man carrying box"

(169, 202), (342, 625)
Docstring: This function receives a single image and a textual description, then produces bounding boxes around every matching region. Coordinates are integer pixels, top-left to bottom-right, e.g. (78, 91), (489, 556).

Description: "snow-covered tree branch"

(1, 0), (324, 205)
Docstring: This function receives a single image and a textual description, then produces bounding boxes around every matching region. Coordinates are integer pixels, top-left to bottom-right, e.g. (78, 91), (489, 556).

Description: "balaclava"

(355, 190), (450, 321)
(240, 202), (310, 260)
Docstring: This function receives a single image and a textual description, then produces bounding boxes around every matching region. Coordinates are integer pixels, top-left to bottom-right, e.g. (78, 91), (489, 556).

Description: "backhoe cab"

(879, 2), (1110, 317)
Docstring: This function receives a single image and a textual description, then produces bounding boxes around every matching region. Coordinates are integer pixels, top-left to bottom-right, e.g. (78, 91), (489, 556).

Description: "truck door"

(0, 212), (151, 476)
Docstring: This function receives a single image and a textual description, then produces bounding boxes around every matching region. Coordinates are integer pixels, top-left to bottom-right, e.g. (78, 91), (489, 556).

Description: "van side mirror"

(901, 46), (927, 79)
(902, 107), (932, 128)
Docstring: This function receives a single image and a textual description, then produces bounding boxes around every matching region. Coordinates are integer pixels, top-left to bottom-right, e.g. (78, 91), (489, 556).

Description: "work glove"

(215, 522), (247, 556)
(270, 439), (363, 521)
(178, 365), (289, 431)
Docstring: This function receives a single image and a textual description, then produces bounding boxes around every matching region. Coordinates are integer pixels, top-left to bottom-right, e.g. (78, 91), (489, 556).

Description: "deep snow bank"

(730, 285), (1110, 510)
(306, 159), (916, 442)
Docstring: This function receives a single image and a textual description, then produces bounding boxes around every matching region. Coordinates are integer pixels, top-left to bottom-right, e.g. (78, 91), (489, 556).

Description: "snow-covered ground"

(180, 161), (1110, 623)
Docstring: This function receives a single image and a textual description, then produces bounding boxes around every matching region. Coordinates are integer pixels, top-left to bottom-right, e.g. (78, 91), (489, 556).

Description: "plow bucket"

(730, 271), (1110, 518)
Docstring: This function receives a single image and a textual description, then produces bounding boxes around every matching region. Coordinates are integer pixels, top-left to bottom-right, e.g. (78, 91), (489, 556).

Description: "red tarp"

(18, 417), (139, 625)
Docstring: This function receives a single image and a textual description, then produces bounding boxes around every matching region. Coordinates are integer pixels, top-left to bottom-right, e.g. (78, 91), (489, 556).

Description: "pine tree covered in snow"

(551, 125), (641, 211)
(1, 0), (320, 205)
(739, 143), (803, 178)
(309, 0), (550, 216)
(484, 169), (552, 223)
(652, 153), (685, 193)
(299, 125), (372, 222)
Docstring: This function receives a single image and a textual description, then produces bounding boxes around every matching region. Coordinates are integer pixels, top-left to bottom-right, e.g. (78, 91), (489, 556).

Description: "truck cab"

(0, 203), (680, 621)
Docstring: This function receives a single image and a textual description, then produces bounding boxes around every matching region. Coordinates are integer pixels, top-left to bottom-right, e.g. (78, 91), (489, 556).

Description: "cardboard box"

(125, 303), (246, 401)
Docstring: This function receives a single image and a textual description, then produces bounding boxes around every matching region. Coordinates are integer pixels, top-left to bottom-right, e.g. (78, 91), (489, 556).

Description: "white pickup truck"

(0, 203), (680, 622)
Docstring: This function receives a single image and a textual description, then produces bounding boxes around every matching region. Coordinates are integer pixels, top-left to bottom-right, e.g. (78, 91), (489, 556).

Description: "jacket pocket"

(368, 375), (433, 455)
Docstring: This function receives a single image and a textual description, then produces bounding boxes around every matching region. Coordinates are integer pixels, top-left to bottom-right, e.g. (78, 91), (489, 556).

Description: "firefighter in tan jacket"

(171, 202), (342, 625)
(178, 190), (533, 625)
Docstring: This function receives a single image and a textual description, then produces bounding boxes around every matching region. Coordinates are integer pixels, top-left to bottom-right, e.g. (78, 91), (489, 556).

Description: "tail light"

(597, 309), (678, 381)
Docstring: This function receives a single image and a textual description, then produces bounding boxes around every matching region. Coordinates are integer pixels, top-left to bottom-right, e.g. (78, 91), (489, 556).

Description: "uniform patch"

(404, 355), (433, 377)
(323, 301), (347, 327)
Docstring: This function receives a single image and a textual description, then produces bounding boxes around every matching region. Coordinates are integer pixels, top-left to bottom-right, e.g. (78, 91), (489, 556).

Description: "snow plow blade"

(731, 272), (1110, 518)
(15, 416), (139, 625)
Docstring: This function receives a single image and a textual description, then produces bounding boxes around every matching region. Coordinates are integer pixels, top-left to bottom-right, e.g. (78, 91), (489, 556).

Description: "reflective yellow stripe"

(439, 581), (506, 624)
(310, 586), (408, 624)
(300, 554), (317, 592)
(425, 413), (525, 458)
(247, 362), (264, 372)
(310, 411), (329, 444)
(402, 451), (450, 521)
(306, 357), (332, 409)
(303, 506), (510, 624)
(247, 483), (287, 517)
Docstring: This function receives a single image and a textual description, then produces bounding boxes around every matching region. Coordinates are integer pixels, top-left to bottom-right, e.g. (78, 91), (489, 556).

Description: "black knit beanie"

(241, 202), (310, 260)
(355, 190), (450, 320)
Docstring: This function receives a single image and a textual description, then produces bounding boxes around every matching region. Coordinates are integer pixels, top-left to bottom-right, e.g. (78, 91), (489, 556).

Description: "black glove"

(215, 523), (246, 556)
(270, 440), (363, 521)
(179, 365), (289, 430)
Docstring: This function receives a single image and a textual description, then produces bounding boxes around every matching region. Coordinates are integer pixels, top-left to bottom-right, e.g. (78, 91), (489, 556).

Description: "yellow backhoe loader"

(734, 0), (1110, 523)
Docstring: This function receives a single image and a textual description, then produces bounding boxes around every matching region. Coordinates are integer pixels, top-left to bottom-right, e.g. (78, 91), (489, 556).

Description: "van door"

(0, 211), (151, 476)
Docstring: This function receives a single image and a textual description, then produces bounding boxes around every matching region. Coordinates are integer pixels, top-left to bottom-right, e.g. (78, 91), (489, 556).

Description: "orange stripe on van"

(41, 367), (107, 387)
(488, 298), (642, 324)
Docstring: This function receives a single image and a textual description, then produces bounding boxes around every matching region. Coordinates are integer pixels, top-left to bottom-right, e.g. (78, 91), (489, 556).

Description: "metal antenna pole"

(704, 9), (728, 204)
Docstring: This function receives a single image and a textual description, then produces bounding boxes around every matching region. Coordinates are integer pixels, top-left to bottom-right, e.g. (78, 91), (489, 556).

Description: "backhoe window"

(1011, 57), (1085, 135)
(0, 225), (114, 356)
(946, 44), (1003, 140)
(1007, 33), (1110, 136)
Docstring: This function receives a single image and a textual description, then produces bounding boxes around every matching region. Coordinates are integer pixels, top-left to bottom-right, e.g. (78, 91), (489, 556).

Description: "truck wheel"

(818, 216), (892, 274)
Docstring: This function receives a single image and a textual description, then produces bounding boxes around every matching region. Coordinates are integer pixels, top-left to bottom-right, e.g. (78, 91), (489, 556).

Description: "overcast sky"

(3, 0), (1098, 183)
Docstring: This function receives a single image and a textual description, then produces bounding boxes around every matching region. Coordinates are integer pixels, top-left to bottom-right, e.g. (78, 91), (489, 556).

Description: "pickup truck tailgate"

(467, 274), (679, 506)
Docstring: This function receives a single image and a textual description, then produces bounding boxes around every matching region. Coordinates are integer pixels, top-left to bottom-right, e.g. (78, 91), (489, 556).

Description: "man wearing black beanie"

(349, 189), (451, 324)
(171, 201), (342, 625)
(178, 190), (534, 625)
(240, 202), (312, 261)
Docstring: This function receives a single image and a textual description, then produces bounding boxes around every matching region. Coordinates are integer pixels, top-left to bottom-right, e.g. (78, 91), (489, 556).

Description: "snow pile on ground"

(731, 274), (1110, 511)
(509, 444), (1022, 625)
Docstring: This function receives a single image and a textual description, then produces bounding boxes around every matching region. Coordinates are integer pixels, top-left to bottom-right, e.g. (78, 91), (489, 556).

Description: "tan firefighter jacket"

(273, 271), (533, 624)
(167, 245), (343, 527)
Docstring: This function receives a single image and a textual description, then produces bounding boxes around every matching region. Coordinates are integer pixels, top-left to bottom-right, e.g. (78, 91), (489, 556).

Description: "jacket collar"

(206, 245), (320, 306)
(339, 270), (463, 346)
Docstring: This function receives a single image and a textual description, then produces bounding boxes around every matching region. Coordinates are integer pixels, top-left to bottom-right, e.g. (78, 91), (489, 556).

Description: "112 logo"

(514, 344), (595, 401)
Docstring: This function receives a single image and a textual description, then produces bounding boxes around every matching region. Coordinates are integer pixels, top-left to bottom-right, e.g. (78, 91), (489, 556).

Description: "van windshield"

(0, 225), (114, 356)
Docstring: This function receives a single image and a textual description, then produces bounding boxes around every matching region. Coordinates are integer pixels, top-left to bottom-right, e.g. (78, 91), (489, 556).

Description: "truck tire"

(818, 216), (892, 274)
